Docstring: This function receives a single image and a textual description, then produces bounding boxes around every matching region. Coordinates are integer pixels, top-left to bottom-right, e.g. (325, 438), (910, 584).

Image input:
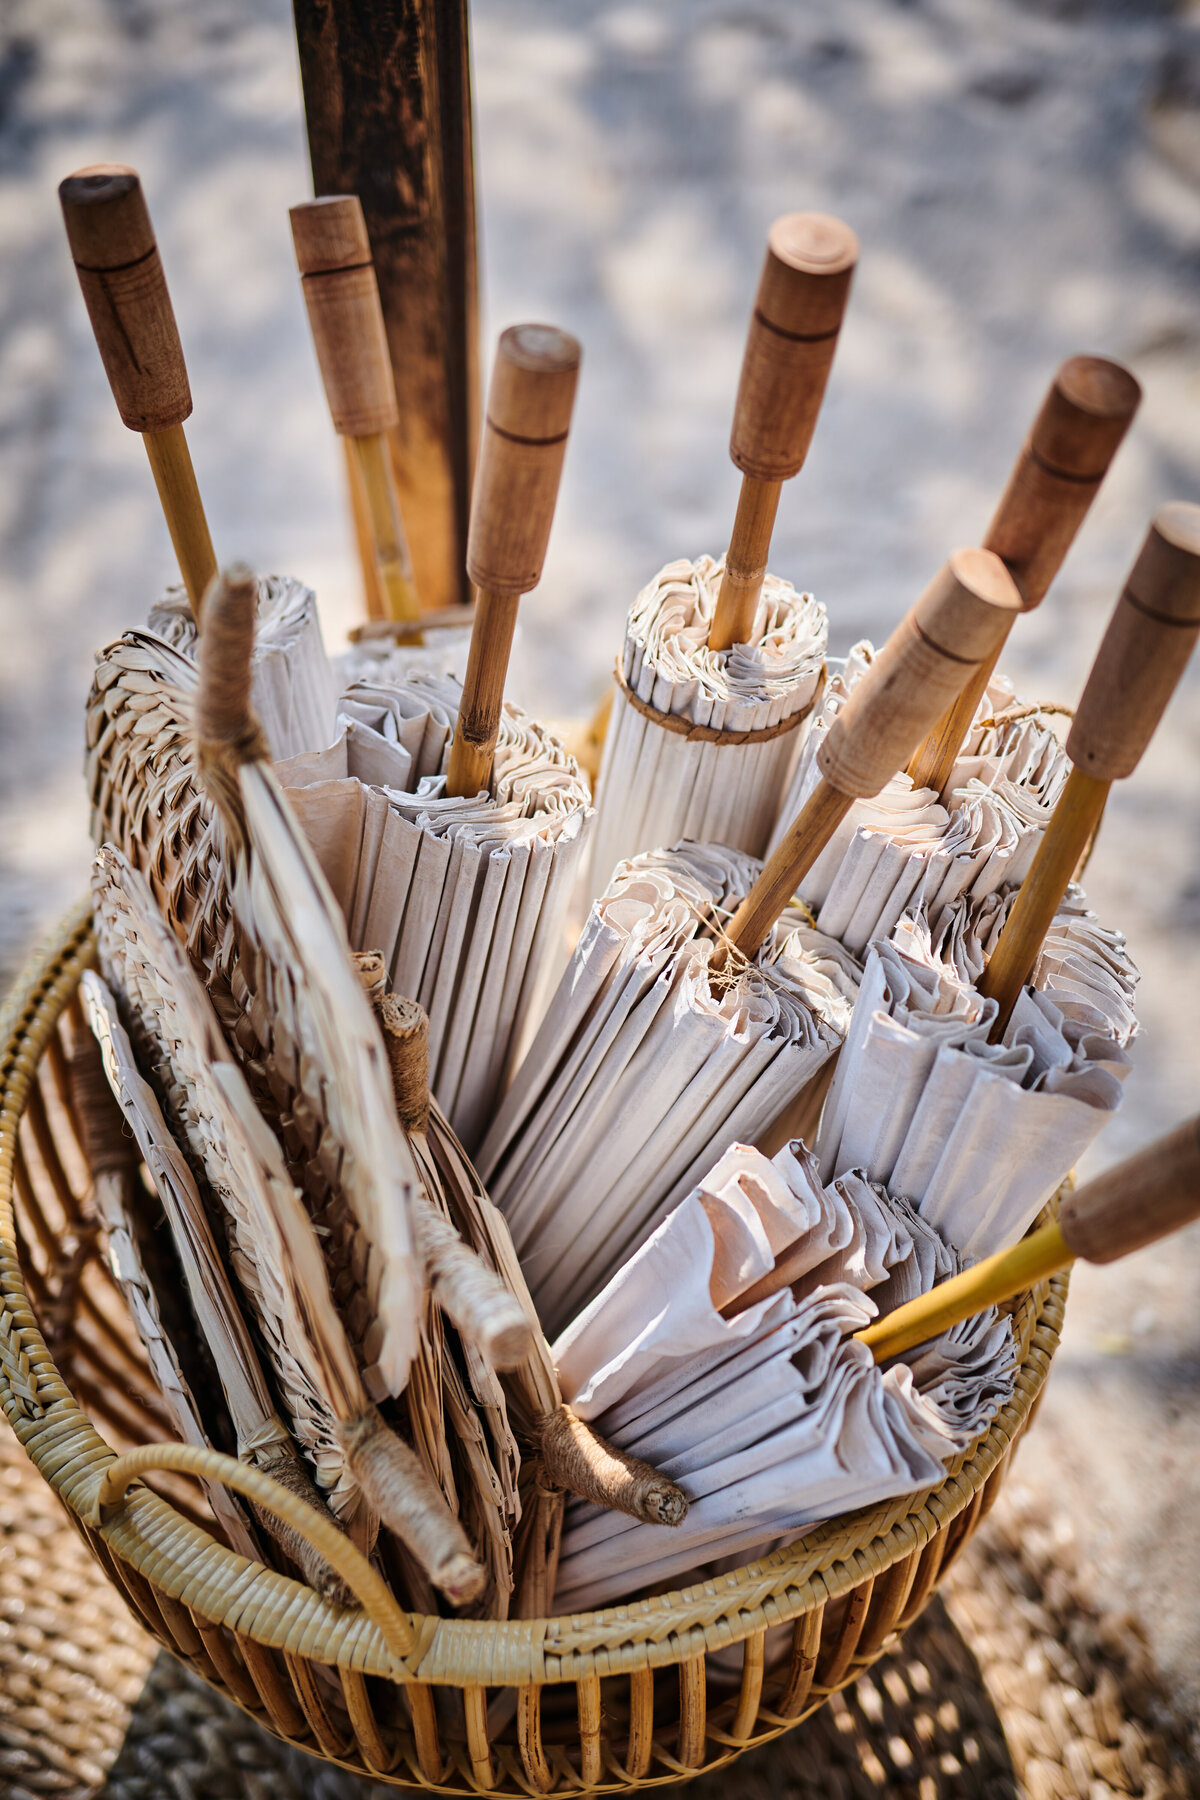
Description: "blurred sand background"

(0, 0), (1197, 1735)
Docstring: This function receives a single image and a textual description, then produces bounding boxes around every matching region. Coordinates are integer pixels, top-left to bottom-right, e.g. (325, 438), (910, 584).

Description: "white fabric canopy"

(815, 909), (1137, 1257)
(586, 556), (825, 901)
(478, 842), (861, 1336)
(551, 1140), (1014, 1611)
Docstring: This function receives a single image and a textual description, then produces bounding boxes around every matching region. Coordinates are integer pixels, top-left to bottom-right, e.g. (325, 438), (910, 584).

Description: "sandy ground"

(0, 0), (1197, 1737)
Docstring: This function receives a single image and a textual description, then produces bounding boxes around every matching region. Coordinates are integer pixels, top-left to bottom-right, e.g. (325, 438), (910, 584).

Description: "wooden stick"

(445, 324), (580, 798)
(856, 1113), (1200, 1363)
(906, 356), (1141, 794)
(719, 547), (1023, 961)
(709, 212), (858, 652)
(59, 164), (216, 619)
(979, 502), (1200, 1036)
(290, 196), (421, 628)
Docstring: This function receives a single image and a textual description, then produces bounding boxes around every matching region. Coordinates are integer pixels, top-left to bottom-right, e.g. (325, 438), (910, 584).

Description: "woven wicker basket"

(0, 902), (1066, 1795)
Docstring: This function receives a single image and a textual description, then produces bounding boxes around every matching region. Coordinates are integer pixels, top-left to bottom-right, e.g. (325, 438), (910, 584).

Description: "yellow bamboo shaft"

(709, 475), (782, 652)
(445, 588), (519, 798)
(855, 1221), (1071, 1363)
(978, 765), (1109, 1037)
(720, 778), (852, 962)
(350, 431), (421, 628)
(142, 424), (217, 622)
(906, 635), (1008, 795)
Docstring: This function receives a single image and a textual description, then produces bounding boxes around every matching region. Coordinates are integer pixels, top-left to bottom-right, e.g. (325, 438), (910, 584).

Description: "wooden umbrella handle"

(722, 548), (1022, 958)
(59, 164), (192, 432)
(855, 1114), (1200, 1363)
(906, 357), (1142, 792)
(1066, 501), (1200, 779)
(290, 196), (399, 438)
(710, 212), (858, 652)
(59, 164), (216, 617)
(445, 324), (580, 797)
(979, 503), (1200, 1033)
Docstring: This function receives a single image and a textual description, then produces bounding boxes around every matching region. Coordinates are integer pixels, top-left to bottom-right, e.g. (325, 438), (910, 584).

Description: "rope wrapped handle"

(88, 1442), (415, 1661)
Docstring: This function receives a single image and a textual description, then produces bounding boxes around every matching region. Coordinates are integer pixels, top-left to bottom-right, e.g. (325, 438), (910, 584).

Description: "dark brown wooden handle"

(729, 211), (858, 483)
(817, 548), (1023, 798)
(59, 164), (192, 433)
(1060, 1115), (1200, 1264)
(465, 324), (580, 597)
(290, 196), (399, 438)
(985, 355), (1141, 610)
(1066, 503), (1200, 781)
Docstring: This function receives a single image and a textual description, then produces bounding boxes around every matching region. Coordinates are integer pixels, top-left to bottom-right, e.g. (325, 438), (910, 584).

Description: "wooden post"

(293, 0), (479, 611)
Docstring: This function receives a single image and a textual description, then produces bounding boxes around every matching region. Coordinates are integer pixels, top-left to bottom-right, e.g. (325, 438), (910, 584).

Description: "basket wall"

(0, 905), (1066, 1795)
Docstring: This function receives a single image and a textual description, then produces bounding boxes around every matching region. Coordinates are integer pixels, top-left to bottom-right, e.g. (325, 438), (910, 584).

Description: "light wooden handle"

(290, 195), (399, 438)
(986, 355), (1141, 611)
(1060, 1115), (1200, 1264)
(729, 212), (858, 482)
(818, 548), (1023, 798)
(465, 324), (580, 596)
(59, 164), (192, 433)
(1066, 502), (1200, 781)
(856, 1114), (1200, 1362)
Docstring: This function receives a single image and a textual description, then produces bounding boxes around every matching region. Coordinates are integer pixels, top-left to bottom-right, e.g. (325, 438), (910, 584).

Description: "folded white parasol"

(551, 1140), (1014, 1611)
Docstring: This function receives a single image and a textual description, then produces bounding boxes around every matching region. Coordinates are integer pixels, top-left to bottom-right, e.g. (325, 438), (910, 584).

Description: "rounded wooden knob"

(729, 211), (858, 483)
(59, 164), (192, 433)
(290, 195), (398, 438)
(1066, 502), (1200, 781)
(986, 355), (1142, 609)
(466, 324), (581, 596)
(818, 548), (1022, 798)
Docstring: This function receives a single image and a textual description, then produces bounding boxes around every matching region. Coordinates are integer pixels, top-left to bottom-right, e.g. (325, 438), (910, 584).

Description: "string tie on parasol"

(611, 658), (821, 745)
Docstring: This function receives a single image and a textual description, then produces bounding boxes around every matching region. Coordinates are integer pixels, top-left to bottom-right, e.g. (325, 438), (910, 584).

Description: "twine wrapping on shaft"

(538, 1405), (688, 1526)
(336, 1410), (486, 1606)
(194, 564), (271, 836)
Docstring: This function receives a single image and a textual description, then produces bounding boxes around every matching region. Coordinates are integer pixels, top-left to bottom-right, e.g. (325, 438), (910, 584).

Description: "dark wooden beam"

(293, 0), (479, 609)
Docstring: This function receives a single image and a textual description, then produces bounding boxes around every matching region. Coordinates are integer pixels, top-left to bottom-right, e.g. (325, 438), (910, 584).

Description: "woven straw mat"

(0, 1416), (1194, 1800)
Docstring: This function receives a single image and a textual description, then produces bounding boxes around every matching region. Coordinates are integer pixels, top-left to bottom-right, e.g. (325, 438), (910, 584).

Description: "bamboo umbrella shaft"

(445, 324), (580, 798)
(142, 426), (218, 617)
(707, 212), (858, 653)
(350, 432), (420, 625)
(59, 163), (214, 623)
(858, 1113), (1200, 1363)
(906, 357), (1141, 794)
(720, 547), (1023, 961)
(978, 766), (1108, 1036)
(709, 477), (782, 652)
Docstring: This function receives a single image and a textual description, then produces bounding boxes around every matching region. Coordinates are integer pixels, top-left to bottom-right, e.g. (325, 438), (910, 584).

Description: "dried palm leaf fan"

(481, 548), (1024, 1335)
(585, 212), (855, 898)
(353, 955), (689, 1617)
(89, 842), (489, 1606)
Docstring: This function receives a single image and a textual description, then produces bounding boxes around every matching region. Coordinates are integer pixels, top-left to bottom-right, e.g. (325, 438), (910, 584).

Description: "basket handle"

(89, 1442), (416, 1661)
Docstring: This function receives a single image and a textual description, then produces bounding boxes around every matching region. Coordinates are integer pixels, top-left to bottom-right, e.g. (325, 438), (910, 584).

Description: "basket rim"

(0, 900), (1065, 1689)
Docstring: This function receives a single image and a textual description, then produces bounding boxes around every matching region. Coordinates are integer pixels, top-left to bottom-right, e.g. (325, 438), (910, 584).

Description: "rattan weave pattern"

(0, 906), (1067, 1794)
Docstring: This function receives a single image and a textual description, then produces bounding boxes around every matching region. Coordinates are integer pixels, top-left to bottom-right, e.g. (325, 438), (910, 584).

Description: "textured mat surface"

(0, 1421), (1194, 1800)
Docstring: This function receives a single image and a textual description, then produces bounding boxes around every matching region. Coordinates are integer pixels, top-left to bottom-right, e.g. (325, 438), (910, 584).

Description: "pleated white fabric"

(478, 841), (861, 1337)
(768, 646), (1070, 954)
(815, 907), (1138, 1258)
(586, 556), (825, 901)
(551, 1140), (1014, 1611)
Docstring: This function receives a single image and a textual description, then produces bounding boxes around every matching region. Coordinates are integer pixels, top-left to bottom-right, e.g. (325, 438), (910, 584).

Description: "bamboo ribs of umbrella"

(59, 165), (217, 618)
(585, 212), (856, 896)
(907, 355), (1142, 796)
(89, 845), (488, 1604)
(73, 985), (354, 1596)
(481, 548), (1023, 1334)
(980, 503), (1200, 1035)
(290, 196), (421, 631)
